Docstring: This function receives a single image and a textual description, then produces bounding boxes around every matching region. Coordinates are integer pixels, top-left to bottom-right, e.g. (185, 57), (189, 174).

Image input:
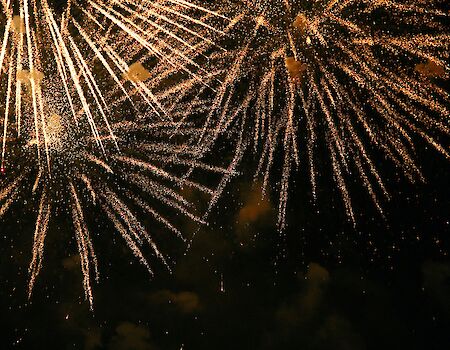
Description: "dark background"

(0, 138), (449, 349)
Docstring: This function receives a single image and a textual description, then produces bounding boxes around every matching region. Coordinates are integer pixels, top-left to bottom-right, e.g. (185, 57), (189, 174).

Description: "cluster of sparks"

(0, 0), (449, 307)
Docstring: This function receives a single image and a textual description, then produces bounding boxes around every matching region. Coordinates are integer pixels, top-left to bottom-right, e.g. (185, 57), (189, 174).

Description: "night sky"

(0, 1), (450, 349)
(0, 137), (449, 349)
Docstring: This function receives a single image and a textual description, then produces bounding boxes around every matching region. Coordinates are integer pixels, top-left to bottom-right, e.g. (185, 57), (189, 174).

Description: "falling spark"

(220, 273), (225, 293)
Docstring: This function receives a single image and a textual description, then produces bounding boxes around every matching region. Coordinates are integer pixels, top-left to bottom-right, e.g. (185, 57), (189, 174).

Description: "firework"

(179, 0), (450, 229)
(0, 0), (230, 307)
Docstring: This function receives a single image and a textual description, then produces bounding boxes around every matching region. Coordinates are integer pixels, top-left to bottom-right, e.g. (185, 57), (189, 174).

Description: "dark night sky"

(0, 138), (449, 349)
(0, 1), (449, 348)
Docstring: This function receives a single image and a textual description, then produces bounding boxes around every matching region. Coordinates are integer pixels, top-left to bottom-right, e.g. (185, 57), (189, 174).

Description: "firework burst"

(177, 0), (450, 229)
(0, 0), (231, 307)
